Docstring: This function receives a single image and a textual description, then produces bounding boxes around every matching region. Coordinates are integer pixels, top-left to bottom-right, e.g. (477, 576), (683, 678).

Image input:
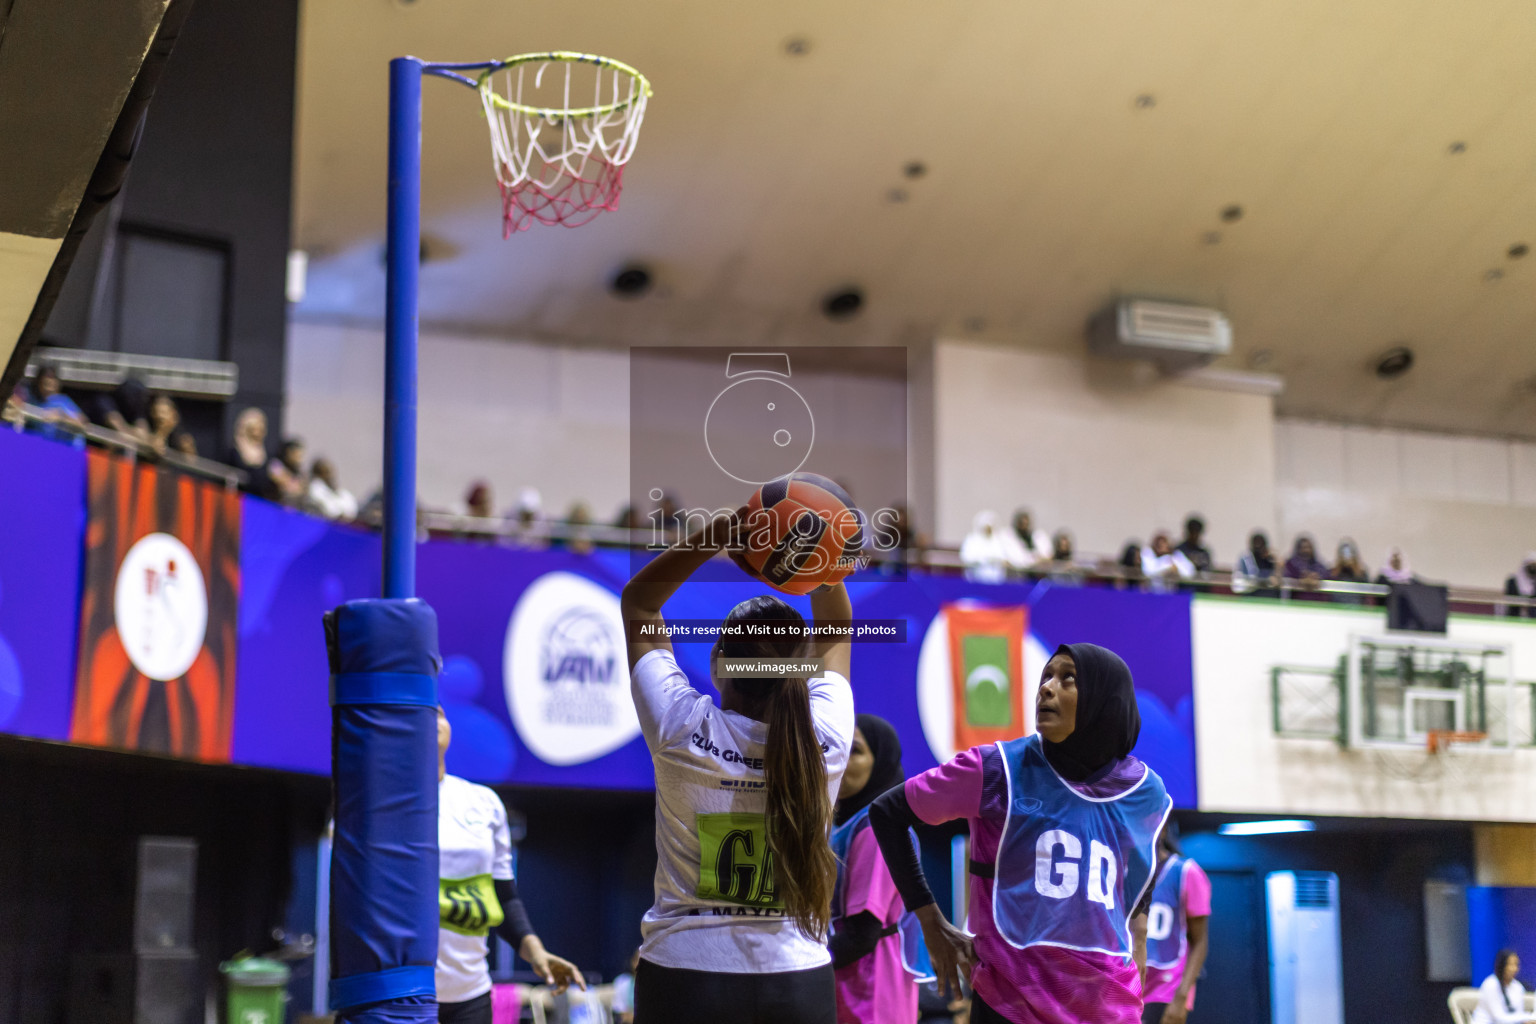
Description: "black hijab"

(835, 713), (905, 825)
(1041, 642), (1140, 782)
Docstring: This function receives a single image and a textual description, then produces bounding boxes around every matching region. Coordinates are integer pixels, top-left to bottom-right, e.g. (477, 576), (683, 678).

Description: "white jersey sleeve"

(490, 793), (513, 881)
(632, 647), (713, 751)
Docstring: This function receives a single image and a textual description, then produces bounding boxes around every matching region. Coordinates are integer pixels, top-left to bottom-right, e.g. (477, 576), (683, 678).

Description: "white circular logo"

(113, 532), (208, 681)
(704, 376), (816, 485)
(504, 572), (640, 766)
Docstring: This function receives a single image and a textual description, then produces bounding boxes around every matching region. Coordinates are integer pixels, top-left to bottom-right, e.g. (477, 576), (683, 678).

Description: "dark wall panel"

(41, 0), (298, 446)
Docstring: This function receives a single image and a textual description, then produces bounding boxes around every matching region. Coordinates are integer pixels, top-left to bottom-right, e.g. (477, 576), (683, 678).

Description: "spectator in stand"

(1283, 534), (1328, 586)
(1176, 515), (1213, 574)
(169, 429), (197, 457)
(25, 365), (87, 442)
(1506, 553), (1536, 619)
(306, 458), (358, 521)
(562, 502), (595, 555)
(656, 492), (682, 538)
(960, 510), (1027, 583)
(2, 388), (23, 428)
(511, 487), (545, 548)
(147, 394), (182, 455)
(613, 504), (642, 531)
(1376, 547), (1416, 586)
(264, 438), (307, 505)
(1141, 530), (1196, 591)
(1233, 531), (1280, 596)
(1329, 540), (1369, 605)
(1010, 508), (1052, 566)
(464, 480), (496, 519)
(1117, 541), (1143, 580)
(90, 376), (152, 443)
(228, 407), (273, 496)
(1045, 529), (1083, 586)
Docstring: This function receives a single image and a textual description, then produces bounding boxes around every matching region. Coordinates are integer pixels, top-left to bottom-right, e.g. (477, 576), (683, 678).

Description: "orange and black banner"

(70, 449), (241, 761)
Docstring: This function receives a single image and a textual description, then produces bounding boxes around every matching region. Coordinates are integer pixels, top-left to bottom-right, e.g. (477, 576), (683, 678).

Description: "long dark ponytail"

(714, 596), (836, 939)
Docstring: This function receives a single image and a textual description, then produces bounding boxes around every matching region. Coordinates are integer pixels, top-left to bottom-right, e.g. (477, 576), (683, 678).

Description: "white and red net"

(477, 53), (651, 237)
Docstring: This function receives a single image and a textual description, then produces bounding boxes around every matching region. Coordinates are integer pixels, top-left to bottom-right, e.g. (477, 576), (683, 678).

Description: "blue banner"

(233, 499), (379, 772)
(0, 430), (1197, 805)
(0, 430), (86, 742)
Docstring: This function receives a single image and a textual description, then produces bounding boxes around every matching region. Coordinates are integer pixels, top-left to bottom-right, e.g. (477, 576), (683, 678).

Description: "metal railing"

(7, 405), (247, 490)
(10, 406), (1536, 618)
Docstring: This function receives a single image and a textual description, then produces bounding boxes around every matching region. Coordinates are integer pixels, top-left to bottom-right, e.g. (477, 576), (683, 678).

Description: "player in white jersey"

(435, 707), (584, 1024)
(621, 507), (856, 1024)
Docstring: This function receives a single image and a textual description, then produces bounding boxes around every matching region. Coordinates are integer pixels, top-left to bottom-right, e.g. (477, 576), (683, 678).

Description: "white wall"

(1193, 595), (1536, 822)
(285, 322), (632, 518)
(1276, 418), (1536, 589)
(285, 322), (911, 522)
(932, 340), (1278, 562)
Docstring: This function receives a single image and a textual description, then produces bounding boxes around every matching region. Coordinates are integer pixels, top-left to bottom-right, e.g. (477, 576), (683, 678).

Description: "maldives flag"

(946, 604), (1028, 751)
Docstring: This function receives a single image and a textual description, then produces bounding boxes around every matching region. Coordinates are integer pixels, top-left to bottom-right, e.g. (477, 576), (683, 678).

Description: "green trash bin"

(220, 957), (290, 1024)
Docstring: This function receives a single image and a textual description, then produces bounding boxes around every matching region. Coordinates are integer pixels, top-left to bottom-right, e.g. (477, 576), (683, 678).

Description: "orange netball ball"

(741, 473), (866, 595)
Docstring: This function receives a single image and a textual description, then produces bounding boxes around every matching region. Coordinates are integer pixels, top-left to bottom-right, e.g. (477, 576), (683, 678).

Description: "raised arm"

(809, 581), (853, 680)
(620, 508), (739, 669)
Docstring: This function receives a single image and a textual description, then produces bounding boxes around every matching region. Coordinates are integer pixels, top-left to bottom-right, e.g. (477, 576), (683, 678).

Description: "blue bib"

(991, 734), (1170, 958)
(1146, 855), (1190, 969)
(831, 806), (934, 982)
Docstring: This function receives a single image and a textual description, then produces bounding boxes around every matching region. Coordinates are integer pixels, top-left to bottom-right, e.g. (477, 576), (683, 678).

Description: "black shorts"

(438, 991), (492, 1024)
(633, 958), (836, 1024)
(970, 993), (1008, 1024)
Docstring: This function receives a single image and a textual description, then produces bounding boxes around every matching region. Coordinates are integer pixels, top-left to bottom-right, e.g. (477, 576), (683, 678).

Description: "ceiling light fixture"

(822, 287), (864, 321)
(610, 263), (653, 297)
(1375, 346), (1414, 379)
(1219, 819), (1316, 836)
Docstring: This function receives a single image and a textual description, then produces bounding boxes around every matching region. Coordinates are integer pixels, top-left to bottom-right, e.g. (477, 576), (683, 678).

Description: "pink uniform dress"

(1141, 859), (1211, 1010)
(833, 825), (919, 1024)
(905, 745), (1148, 1024)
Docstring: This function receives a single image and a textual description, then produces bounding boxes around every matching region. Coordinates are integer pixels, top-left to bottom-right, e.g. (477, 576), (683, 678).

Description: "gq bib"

(830, 806), (934, 981)
(991, 734), (1170, 957)
(1146, 854), (1191, 969)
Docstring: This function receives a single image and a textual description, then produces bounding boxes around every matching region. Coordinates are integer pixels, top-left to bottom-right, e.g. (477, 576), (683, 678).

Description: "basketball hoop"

(1426, 729), (1487, 754)
(470, 52), (652, 236)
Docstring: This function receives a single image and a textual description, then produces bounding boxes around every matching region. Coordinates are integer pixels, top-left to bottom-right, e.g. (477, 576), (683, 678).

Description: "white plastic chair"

(1448, 987), (1479, 1024)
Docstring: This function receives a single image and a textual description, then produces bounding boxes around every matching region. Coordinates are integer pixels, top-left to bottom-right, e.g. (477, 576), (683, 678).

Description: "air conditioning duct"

(1087, 299), (1233, 371)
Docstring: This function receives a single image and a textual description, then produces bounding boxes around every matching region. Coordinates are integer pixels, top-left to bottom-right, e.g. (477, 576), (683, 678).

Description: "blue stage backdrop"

(0, 431), (87, 742)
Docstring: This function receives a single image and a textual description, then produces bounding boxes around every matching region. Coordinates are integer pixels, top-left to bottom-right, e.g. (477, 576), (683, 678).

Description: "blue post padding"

(329, 966), (436, 1010)
(331, 672), (438, 707)
(326, 598), (441, 1016)
(337, 995), (437, 1024)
